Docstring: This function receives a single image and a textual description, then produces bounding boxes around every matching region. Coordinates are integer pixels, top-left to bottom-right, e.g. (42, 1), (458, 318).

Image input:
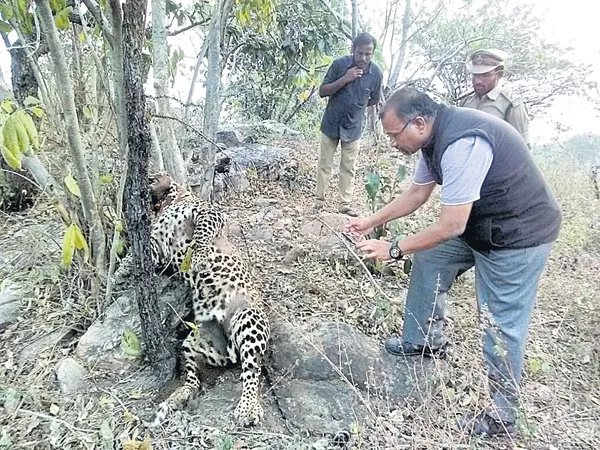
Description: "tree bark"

(108, 0), (128, 158)
(387, 0), (411, 91)
(203, 0), (223, 141)
(350, 0), (358, 38)
(196, 0), (226, 200)
(34, 0), (105, 268)
(8, 46), (39, 106)
(183, 37), (209, 121)
(151, 0), (187, 184)
(121, 0), (171, 366)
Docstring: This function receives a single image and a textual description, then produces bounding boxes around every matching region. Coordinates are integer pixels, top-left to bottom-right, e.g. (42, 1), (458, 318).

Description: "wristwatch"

(389, 240), (403, 260)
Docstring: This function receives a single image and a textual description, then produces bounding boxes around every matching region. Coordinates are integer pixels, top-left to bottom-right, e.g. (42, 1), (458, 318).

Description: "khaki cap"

(467, 49), (509, 74)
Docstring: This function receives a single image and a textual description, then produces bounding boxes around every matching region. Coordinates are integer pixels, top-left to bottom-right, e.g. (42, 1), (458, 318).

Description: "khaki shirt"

(460, 83), (530, 147)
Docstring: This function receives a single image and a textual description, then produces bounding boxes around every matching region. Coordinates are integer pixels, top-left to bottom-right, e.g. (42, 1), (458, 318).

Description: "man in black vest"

(344, 88), (561, 436)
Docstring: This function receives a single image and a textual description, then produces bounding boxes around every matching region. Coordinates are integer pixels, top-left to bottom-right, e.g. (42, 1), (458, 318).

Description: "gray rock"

(248, 207), (283, 225)
(283, 245), (306, 263)
(220, 121), (301, 143)
(299, 213), (348, 237)
(76, 277), (192, 371)
(218, 144), (291, 181)
(0, 279), (22, 331)
(269, 321), (444, 431)
(216, 130), (242, 148)
(227, 221), (243, 237)
(275, 379), (368, 435)
(314, 235), (352, 263)
(279, 229), (293, 240)
(56, 358), (88, 394)
(247, 227), (274, 242)
(19, 327), (75, 360)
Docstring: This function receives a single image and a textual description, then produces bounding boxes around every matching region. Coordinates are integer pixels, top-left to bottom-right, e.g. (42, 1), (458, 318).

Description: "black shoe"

(457, 412), (517, 437)
(384, 337), (450, 359)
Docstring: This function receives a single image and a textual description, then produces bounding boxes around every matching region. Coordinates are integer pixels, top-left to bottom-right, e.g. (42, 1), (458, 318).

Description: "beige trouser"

(315, 133), (360, 205)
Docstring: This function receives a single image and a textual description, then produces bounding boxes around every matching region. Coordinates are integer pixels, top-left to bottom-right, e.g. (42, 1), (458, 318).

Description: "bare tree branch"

(81, 0), (114, 47)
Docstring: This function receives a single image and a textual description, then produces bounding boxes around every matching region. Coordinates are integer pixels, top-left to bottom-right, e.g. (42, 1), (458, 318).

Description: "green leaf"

(54, 7), (70, 31)
(2, 115), (20, 156)
(49, 0), (66, 12)
(1, 145), (21, 170)
(31, 107), (45, 119)
(23, 96), (40, 107)
(115, 238), (125, 256)
(78, 31), (86, 43)
(396, 164), (407, 182)
(0, 4), (14, 20)
(1, 99), (14, 114)
(62, 224), (76, 267)
(83, 105), (93, 120)
(364, 172), (381, 199)
(120, 329), (142, 358)
(12, 113), (30, 155)
(64, 175), (81, 197)
(180, 247), (193, 272)
(72, 224), (89, 259)
(0, 20), (12, 33)
(16, 110), (39, 152)
(99, 174), (113, 184)
(403, 257), (413, 275)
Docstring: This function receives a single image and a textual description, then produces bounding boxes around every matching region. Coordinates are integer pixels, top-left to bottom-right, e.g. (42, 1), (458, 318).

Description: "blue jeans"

(402, 238), (553, 422)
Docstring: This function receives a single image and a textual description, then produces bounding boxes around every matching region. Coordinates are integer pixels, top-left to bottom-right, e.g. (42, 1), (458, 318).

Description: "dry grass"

(1, 137), (598, 449)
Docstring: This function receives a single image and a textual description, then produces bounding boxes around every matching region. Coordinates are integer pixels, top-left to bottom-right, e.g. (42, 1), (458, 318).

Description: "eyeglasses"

(388, 116), (416, 143)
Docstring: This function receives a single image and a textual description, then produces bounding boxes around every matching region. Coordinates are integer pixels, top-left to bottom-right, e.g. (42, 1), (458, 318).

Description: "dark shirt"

(320, 55), (383, 142)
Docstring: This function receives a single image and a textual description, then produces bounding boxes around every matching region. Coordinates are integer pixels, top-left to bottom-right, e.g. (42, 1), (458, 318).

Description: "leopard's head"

(148, 171), (176, 213)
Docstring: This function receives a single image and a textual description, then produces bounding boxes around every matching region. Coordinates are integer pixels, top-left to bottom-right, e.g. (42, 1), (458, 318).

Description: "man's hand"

(343, 216), (375, 239)
(355, 239), (392, 261)
(343, 67), (363, 82)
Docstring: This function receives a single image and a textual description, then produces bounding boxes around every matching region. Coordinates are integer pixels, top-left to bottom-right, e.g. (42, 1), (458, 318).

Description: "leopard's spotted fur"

(114, 173), (269, 427)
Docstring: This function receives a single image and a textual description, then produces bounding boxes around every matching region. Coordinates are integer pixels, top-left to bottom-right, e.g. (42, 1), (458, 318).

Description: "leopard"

(114, 172), (270, 427)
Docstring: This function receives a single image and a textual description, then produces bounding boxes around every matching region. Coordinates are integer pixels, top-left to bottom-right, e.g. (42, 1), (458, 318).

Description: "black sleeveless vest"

(421, 106), (561, 250)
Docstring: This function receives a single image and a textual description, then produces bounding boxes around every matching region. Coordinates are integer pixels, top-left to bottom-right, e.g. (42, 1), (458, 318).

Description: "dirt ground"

(1, 136), (599, 449)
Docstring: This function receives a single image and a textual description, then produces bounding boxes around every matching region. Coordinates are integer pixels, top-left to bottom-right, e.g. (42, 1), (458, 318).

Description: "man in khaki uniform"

(460, 49), (530, 146)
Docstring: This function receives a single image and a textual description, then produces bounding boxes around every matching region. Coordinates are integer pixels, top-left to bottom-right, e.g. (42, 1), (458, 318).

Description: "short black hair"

(380, 87), (441, 122)
(352, 32), (377, 50)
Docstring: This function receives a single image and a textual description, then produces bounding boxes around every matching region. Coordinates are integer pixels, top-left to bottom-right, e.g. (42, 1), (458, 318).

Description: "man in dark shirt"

(315, 33), (383, 217)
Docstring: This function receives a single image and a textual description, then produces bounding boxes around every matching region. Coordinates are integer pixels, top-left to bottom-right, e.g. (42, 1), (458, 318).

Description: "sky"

(0, 0), (598, 145)
(366, 0), (600, 144)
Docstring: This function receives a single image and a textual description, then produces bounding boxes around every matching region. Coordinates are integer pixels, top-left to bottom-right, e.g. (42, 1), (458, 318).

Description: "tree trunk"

(350, 0), (358, 38)
(151, 0), (187, 184)
(183, 38), (209, 121)
(108, 0), (128, 159)
(8, 46), (39, 106)
(387, 0), (411, 91)
(196, 0), (225, 200)
(149, 120), (165, 172)
(121, 0), (172, 368)
(34, 0), (106, 268)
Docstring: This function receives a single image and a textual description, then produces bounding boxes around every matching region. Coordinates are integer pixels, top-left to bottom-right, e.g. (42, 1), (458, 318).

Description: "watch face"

(390, 245), (401, 258)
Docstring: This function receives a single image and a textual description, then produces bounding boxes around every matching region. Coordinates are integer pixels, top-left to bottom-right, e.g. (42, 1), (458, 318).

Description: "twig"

(0, 168), (43, 190)
(152, 113), (221, 149)
(18, 409), (97, 434)
(167, 20), (207, 37)
(98, 388), (128, 412)
(315, 217), (400, 305)
(81, 0), (115, 47)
